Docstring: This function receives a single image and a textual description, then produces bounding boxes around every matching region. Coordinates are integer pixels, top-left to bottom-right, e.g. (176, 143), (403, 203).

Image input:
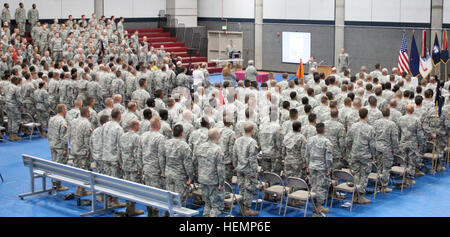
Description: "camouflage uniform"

(282, 131), (307, 179)
(90, 125), (105, 174)
(48, 114), (69, 164)
(233, 135), (259, 208)
(258, 121), (283, 174)
(346, 121), (376, 194)
(195, 141), (225, 217)
(422, 105), (446, 157)
(5, 83), (22, 134)
(70, 117), (92, 170)
(398, 114), (425, 179)
(140, 130), (166, 189)
(164, 138), (194, 206)
(306, 134), (332, 205)
(120, 130), (142, 183)
(120, 111), (139, 132)
(324, 119), (347, 169)
(102, 120), (124, 178)
(175, 120), (194, 143)
(188, 127), (209, 181)
(34, 88), (50, 131)
(301, 124), (317, 140)
(373, 118), (399, 187)
(218, 126), (236, 184)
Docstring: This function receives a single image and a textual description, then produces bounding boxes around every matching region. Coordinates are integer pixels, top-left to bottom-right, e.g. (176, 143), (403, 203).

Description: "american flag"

(398, 32), (410, 74)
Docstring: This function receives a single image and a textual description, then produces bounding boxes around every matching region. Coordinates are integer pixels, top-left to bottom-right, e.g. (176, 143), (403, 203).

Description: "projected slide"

(282, 32), (311, 64)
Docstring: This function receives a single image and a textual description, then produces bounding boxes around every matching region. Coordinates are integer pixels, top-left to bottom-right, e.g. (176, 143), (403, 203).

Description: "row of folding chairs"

(0, 108), (56, 141)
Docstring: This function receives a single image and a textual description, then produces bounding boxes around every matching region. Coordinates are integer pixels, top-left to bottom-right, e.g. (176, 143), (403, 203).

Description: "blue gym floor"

(1, 73), (450, 217)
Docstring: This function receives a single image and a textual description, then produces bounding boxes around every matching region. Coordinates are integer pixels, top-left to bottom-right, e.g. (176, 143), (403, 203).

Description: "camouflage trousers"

(52, 51), (62, 62)
(72, 155), (91, 170)
(17, 22), (25, 35)
(350, 158), (371, 194)
(284, 160), (306, 180)
(165, 177), (189, 206)
(35, 109), (49, 131)
(123, 170), (141, 183)
(94, 160), (105, 174)
(39, 42), (48, 55)
(143, 165), (165, 189)
(375, 151), (393, 187)
(7, 105), (21, 134)
(261, 155), (283, 175)
(400, 145), (420, 179)
(237, 172), (257, 208)
(24, 102), (36, 117)
(104, 161), (122, 178)
(225, 163), (234, 184)
(309, 169), (329, 204)
(51, 148), (68, 164)
(200, 184), (225, 217)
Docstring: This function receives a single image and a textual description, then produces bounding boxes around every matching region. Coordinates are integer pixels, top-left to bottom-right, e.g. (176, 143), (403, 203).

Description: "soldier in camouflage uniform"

(102, 108), (126, 208)
(258, 106), (283, 174)
(70, 107), (92, 196)
(306, 123), (332, 215)
(164, 124), (194, 206)
(398, 104), (425, 185)
(15, 2), (26, 36)
(34, 81), (50, 137)
(282, 121), (307, 179)
(131, 78), (150, 111)
(301, 113), (318, 139)
(324, 110), (347, 170)
(188, 117), (210, 182)
(27, 4), (39, 27)
(233, 122), (259, 216)
(346, 108), (375, 204)
(120, 119), (145, 216)
(195, 128), (225, 217)
(218, 113), (236, 184)
(5, 76), (22, 141)
(90, 114), (109, 202)
(373, 108), (399, 192)
(47, 104), (69, 191)
(140, 116), (167, 217)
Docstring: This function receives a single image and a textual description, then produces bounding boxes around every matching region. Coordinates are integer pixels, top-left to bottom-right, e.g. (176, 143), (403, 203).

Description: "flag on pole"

(441, 30), (449, 64)
(296, 59), (304, 79)
(409, 33), (420, 77)
(419, 30), (433, 79)
(432, 33), (441, 66)
(398, 32), (410, 74)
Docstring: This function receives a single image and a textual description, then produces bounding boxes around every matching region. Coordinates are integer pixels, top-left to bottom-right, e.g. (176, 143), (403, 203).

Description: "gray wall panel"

(262, 23), (335, 73)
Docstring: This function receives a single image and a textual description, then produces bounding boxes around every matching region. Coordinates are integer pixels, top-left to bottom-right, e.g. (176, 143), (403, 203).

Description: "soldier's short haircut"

(129, 119), (140, 129)
(329, 100), (337, 109)
(308, 113), (317, 123)
(74, 99), (83, 107)
(111, 108), (121, 119)
(307, 88), (314, 96)
(344, 97), (352, 106)
(353, 98), (362, 107)
(173, 124), (183, 138)
(159, 109), (168, 120)
(38, 81), (45, 89)
(99, 115), (110, 125)
(301, 96), (309, 105)
(208, 128), (219, 141)
(282, 101), (290, 109)
(115, 70), (121, 77)
(139, 78), (146, 87)
(316, 122), (325, 134)
(330, 109), (339, 118)
(150, 116), (161, 129)
(424, 89), (433, 98)
(200, 117), (210, 128)
(85, 96), (95, 106)
(416, 86), (422, 94)
(289, 109), (298, 119)
(321, 96), (328, 104)
(127, 101), (137, 110)
(375, 87), (382, 96)
(359, 108), (368, 119)
(415, 95), (423, 106)
(368, 96), (377, 106)
(80, 106), (90, 117)
(347, 92), (355, 101)
(304, 104), (312, 114)
(405, 104), (414, 114)
(290, 91), (297, 99)
(104, 98), (113, 107)
(155, 89), (163, 98)
(292, 121), (302, 132)
(243, 122), (254, 134)
(143, 109), (152, 120)
(381, 107), (390, 117)
(56, 104), (66, 114)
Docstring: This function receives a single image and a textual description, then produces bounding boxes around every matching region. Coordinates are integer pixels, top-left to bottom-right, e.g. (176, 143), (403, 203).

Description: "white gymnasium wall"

(345, 0), (431, 23)
(104, 0), (165, 18)
(198, 0), (254, 19)
(7, 0), (94, 19)
(263, 0), (335, 21)
(444, 0), (450, 24)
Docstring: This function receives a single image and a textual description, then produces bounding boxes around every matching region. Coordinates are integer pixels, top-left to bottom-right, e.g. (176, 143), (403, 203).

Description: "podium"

(317, 65), (333, 77)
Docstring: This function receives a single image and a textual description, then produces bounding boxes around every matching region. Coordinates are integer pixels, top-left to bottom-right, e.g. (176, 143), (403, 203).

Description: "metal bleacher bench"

(18, 154), (199, 217)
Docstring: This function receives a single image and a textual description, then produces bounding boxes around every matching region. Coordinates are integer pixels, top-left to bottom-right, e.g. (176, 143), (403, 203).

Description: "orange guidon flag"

(296, 59), (304, 79)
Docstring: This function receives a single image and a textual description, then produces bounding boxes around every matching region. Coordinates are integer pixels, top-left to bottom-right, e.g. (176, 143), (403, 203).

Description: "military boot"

(125, 202), (144, 217)
(407, 179), (416, 185)
(111, 197), (127, 208)
(437, 164), (446, 172)
(415, 169), (425, 177)
(239, 202), (248, 217)
(147, 207), (154, 217)
(78, 187), (91, 196)
(379, 186), (392, 193)
(314, 205), (329, 214)
(358, 194), (371, 204)
(56, 183), (69, 191)
(75, 186), (83, 196)
(244, 207), (259, 216)
(9, 134), (22, 141)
